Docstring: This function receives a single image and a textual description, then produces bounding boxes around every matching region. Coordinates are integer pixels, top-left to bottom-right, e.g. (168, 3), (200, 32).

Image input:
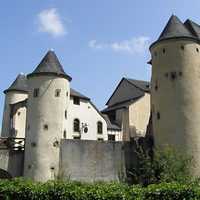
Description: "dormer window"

(73, 97), (80, 105)
(33, 88), (39, 97)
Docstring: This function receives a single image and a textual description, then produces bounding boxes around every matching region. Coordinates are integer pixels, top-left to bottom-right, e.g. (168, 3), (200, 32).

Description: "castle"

(0, 14), (200, 181)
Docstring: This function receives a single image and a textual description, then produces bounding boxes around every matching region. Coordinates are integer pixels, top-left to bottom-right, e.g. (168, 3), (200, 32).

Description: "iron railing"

(0, 137), (25, 150)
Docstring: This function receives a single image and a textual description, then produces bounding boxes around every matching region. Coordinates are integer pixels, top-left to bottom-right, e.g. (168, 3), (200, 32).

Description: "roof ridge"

(125, 78), (150, 92)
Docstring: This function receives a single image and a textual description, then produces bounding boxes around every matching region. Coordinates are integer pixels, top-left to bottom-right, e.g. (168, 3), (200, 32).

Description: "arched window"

(97, 121), (103, 134)
(73, 119), (80, 132)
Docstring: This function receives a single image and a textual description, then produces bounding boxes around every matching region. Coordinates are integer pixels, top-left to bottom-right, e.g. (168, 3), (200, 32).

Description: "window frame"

(33, 88), (39, 97)
(73, 97), (80, 105)
(73, 118), (80, 132)
(97, 121), (103, 134)
(108, 134), (115, 141)
(55, 89), (61, 97)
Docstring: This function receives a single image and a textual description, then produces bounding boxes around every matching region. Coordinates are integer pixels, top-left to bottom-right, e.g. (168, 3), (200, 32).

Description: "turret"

(23, 50), (72, 181)
(150, 15), (200, 175)
(1, 74), (28, 138)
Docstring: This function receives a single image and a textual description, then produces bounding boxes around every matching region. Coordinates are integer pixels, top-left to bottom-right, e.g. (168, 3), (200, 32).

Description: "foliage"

(129, 146), (194, 186)
(1, 179), (200, 200)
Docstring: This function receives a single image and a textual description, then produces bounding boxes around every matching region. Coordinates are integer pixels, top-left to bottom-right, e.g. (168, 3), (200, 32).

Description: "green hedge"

(0, 179), (200, 200)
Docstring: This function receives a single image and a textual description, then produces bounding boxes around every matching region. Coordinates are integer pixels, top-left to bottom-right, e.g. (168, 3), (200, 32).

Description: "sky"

(1, 0), (200, 124)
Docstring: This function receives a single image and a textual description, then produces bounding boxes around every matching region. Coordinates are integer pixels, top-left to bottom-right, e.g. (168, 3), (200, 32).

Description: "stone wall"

(0, 150), (24, 177)
(59, 139), (136, 182)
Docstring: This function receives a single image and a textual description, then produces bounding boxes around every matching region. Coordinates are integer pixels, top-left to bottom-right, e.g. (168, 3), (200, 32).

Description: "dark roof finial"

(27, 50), (72, 81)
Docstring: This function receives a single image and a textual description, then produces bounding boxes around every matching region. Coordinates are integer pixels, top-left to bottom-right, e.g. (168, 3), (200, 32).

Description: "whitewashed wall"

(67, 97), (107, 140)
(1, 92), (28, 137)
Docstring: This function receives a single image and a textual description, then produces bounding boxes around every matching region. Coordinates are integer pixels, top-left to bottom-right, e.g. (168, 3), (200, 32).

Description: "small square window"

(31, 142), (36, 147)
(73, 97), (80, 105)
(108, 135), (115, 141)
(55, 89), (61, 97)
(44, 124), (48, 130)
(17, 112), (21, 116)
(98, 138), (104, 141)
(73, 136), (81, 140)
(33, 88), (39, 97)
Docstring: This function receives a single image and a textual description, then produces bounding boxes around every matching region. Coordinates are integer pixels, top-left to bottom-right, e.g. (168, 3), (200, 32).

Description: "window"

(108, 135), (115, 141)
(73, 136), (81, 140)
(73, 119), (80, 132)
(196, 48), (199, 53)
(98, 138), (104, 141)
(65, 110), (67, 119)
(63, 130), (66, 139)
(157, 112), (160, 120)
(73, 97), (80, 105)
(44, 124), (48, 130)
(170, 72), (177, 80)
(155, 80), (158, 91)
(17, 112), (21, 116)
(97, 121), (103, 134)
(33, 88), (39, 97)
(31, 142), (36, 147)
(55, 89), (61, 97)
(181, 45), (184, 50)
(163, 48), (166, 54)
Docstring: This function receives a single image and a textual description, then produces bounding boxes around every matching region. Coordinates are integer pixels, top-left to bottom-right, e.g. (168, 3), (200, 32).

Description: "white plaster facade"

(1, 91), (28, 138)
(67, 97), (107, 141)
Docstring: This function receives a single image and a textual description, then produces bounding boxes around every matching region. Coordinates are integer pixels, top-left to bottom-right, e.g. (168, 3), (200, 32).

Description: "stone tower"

(1, 74), (28, 138)
(150, 15), (200, 175)
(23, 50), (72, 181)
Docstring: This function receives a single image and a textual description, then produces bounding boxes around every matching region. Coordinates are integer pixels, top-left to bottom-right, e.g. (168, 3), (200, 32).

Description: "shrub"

(129, 146), (194, 186)
(1, 179), (200, 200)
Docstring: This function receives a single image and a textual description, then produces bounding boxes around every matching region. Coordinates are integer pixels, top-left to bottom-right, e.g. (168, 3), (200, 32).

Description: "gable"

(106, 78), (145, 107)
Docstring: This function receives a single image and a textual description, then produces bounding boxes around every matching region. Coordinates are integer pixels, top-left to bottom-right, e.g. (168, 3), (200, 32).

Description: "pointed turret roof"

(158, 15), (194, 41)
(184, 19), (200, 38)
(27, 50), (72, 81)
(150, 15), (198, 48)
(4, 74), (28, 94)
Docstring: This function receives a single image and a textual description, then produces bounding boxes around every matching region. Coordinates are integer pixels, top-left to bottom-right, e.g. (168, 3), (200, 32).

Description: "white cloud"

(37, 8), (66, 37)
(88, 36), (150, 55)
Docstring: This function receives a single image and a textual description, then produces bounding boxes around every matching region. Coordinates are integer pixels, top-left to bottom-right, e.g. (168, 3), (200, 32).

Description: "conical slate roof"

(158, 15), (194, 41)
(27, 50), (72, 81)
(150, 15), (199, 48)
(184, 19), (200, 38)
(4, 74), (28, 94)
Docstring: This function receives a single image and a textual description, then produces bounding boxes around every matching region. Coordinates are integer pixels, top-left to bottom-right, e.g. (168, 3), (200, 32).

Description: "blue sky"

(1, 0), (200, 123)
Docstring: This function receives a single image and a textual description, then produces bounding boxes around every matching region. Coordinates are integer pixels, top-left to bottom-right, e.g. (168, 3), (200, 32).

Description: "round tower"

(1, 74), (28, 138)
(23, 50), (72, 181)
(150, 15), (200, 175)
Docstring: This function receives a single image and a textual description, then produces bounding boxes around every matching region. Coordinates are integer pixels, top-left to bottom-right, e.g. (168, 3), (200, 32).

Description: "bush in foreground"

(1, 179), (200, 200)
